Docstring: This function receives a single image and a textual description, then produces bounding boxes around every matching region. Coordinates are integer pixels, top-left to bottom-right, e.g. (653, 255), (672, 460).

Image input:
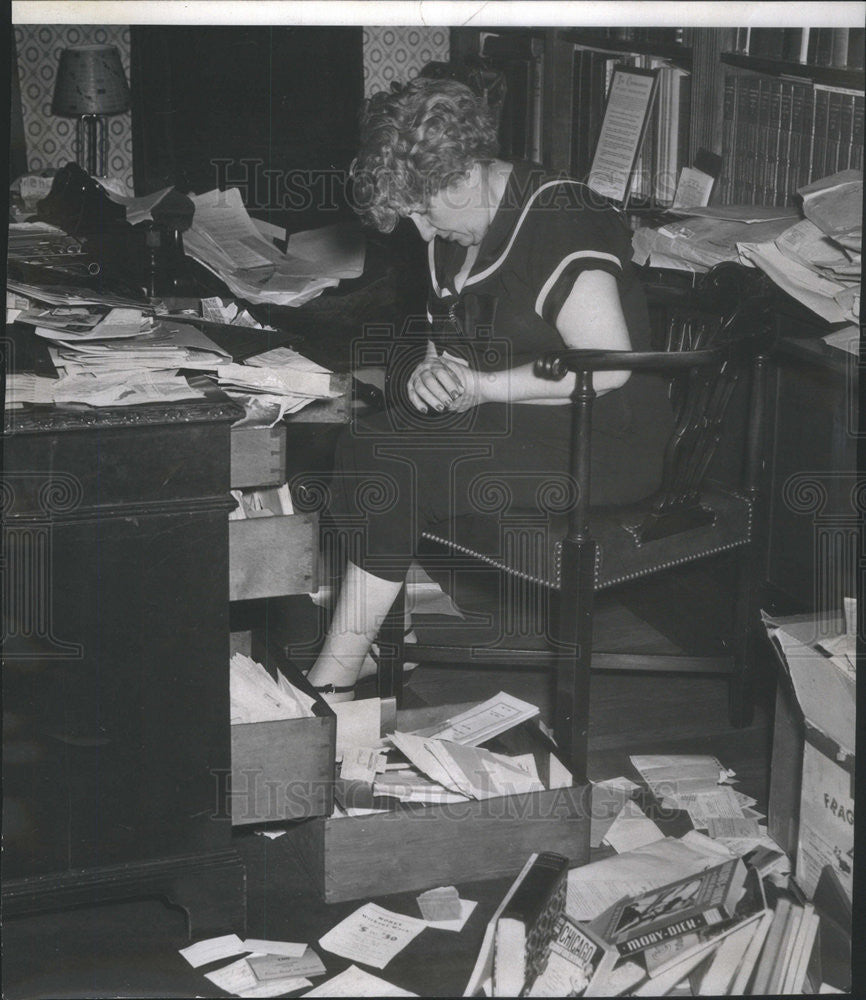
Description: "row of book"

(571, 47), (691, 206)
(474, 850), (839, 996)
(734, 27), (866, 70)
(719, 73), (864, 207)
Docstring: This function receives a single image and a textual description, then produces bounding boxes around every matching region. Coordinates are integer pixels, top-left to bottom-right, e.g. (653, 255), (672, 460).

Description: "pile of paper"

(216, 345), (340, 422)
(631, 206), (799, 272)
(184, 188), (364, 307)
(179, 934), (327, 998)
(230, 652), (315, 725)
(738, 170), (862, 324)
(326, 692), (557, 812)
(7, 277), (148, 310)
(5, 370), (207, 409)
(629, 754), (769, 851)
(47, 323), (228, 376)
(387, 730), (544, 801)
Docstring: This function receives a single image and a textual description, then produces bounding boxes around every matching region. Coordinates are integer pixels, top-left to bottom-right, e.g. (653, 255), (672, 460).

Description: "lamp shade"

(52, 45), (130, 116)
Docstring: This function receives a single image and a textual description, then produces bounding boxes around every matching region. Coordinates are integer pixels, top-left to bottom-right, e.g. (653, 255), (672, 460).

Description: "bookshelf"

(718, 59), (864, 206)
(722, 52), (865, 91)
(450, 27), (864, 209)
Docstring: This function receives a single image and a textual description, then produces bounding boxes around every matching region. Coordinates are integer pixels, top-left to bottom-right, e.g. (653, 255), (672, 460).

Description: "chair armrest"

(534, 346), (725, 380)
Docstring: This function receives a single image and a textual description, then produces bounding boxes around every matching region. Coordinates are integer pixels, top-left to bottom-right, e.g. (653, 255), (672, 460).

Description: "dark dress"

(322, 162), (673, 583)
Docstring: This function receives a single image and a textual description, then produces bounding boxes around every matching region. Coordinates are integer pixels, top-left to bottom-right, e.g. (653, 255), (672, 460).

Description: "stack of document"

(8, 277), (148, 311)
(46, 322), (230, 378)
(230, 652), (315, 725)
(6, 370), (207, 409)
(184, 188), (365, 307)
(737, 170), (862, 325)
(631, 207), (799, 272)
(216, 345), (341, 422)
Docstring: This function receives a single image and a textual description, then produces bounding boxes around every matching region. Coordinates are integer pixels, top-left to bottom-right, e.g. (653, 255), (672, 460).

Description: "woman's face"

(408, 168), (490, 247)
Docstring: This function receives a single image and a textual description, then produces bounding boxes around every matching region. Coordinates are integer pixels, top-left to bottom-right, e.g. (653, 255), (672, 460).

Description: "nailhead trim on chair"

(422, 492), (754, 593)
(420, 531), (556, 588)
(554, 492), (754, 591)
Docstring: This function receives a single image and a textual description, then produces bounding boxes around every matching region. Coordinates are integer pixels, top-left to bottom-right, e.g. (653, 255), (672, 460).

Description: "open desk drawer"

(230, 424), (287, 490)
(230, 664), (335, 826)
(229, 512), (316, 600)
(286, 701), (591, 902)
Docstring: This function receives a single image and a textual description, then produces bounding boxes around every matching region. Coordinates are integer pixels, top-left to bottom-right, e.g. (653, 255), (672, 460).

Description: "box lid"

(764, 613), (855, 759)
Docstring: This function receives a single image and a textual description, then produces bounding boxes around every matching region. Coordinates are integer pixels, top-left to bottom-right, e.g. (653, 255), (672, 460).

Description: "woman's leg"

(305, 559), (404, 702)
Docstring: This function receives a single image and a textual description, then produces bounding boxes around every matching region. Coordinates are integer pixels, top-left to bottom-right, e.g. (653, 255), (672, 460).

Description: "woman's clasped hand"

(406, 354), (482, 414)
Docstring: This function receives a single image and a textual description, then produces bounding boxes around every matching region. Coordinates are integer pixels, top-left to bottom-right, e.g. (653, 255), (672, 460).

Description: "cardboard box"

(230, 423), (287, 489)
(230, 664), (335, 826)
(766, 615), (855, 901)
(229, 512), (317, 600)
(287, 702), (591, 903)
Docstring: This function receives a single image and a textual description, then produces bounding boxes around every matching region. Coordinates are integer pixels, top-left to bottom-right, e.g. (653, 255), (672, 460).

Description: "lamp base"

(76, 115), (108, 178)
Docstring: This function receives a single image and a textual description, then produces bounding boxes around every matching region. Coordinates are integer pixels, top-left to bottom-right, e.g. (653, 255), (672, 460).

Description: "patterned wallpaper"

(14, 23), (134, 192)
(12, 25), (446, 193)
(363, 26), (450, 97)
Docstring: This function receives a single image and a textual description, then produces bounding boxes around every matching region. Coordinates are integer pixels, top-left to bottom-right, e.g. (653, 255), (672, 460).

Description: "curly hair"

(351, 76), (499, 232)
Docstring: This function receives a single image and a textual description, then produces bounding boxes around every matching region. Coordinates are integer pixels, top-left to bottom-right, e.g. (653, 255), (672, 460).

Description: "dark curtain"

(130, 26), (363, 232)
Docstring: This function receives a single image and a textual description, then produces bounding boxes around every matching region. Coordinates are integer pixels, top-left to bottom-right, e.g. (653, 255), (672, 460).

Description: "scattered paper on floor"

(318, 903), (427, 969)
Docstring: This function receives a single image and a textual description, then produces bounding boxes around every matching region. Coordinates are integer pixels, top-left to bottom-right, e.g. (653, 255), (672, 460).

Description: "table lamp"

(52, 44), (130, 178)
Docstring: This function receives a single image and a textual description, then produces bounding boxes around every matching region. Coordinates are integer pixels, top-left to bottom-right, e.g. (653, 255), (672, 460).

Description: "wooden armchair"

(375, 263), (776, 783)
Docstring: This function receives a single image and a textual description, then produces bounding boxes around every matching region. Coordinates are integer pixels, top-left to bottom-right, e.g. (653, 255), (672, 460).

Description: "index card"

(302, 964), (417, 997)
(419, 692), (539, 746)
(178, 933), (246, 968)
(203, 955), (310, 997)
(247, 948), (326, 981)
(318, 903), (427, 969)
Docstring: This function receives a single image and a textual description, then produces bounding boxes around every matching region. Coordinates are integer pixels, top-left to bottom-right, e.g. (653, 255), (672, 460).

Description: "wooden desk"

(2, 394), (247, 938)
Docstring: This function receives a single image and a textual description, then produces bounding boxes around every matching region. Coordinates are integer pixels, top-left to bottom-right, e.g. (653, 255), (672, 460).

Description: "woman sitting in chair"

(306, 76), (672, 701)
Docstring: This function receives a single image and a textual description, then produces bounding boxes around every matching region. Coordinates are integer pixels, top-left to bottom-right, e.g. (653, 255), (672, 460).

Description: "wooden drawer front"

(231, 716), (335, 825)
(230, 425), (287, 490)
(230, 659), (334, 825)
(229, 513), (316, 600)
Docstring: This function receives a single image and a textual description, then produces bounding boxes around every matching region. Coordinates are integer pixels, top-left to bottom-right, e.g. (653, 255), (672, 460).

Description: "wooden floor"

(3, 574), (781, 999)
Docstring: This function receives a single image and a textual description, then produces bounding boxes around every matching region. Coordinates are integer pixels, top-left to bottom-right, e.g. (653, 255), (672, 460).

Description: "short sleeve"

(526, 188), (633, 327)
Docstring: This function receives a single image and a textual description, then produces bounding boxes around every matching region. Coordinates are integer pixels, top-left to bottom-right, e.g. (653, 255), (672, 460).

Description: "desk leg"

(376, 586), (406, 703)
(2, 850), (247, 941)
